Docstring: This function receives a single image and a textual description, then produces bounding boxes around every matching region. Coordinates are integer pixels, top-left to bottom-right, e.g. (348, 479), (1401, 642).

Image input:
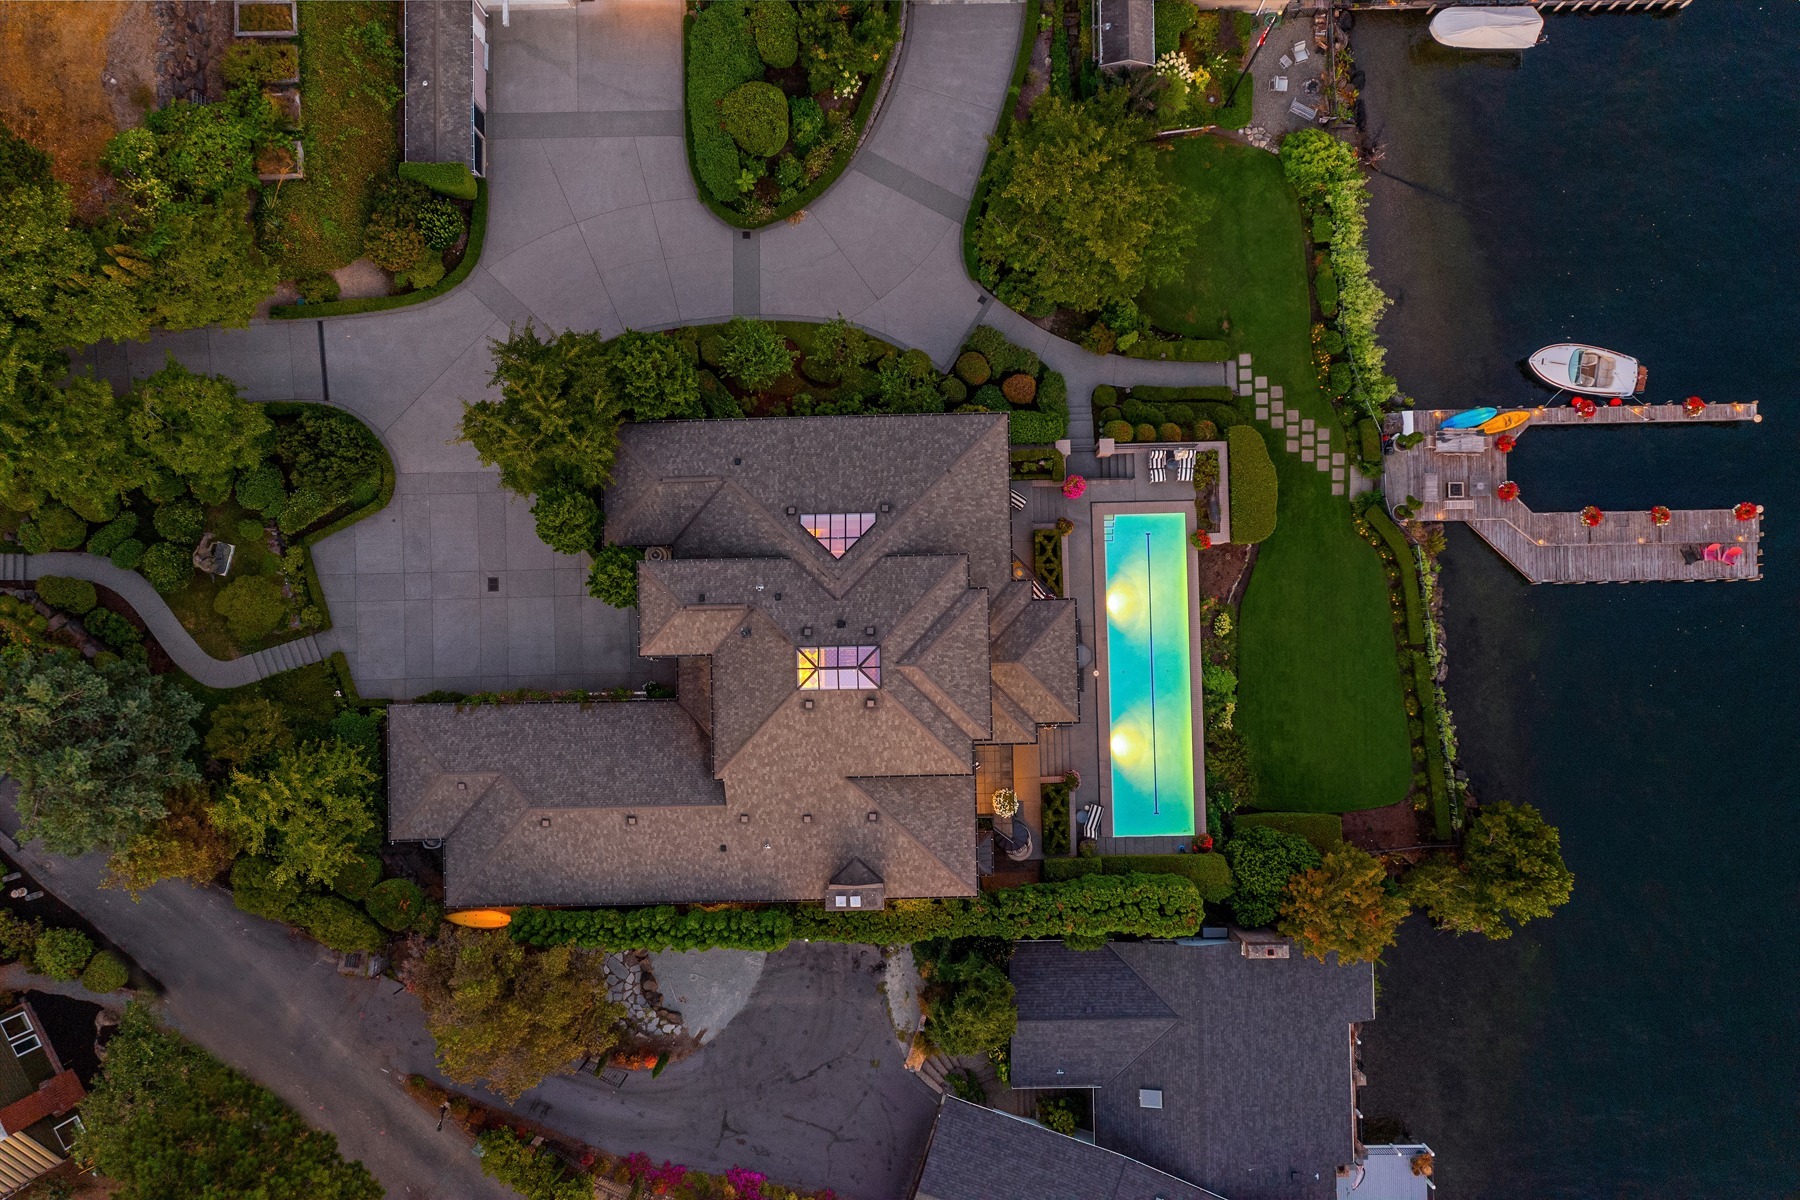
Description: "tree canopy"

(1223, 823), (1322, 928)
(129, 359), (273, 501)
(972, 93), (1184, 314)
(1278, 845), (1408, 965)
(404, 927), (624, 1100)
(0, 647), (200, 855)
(606, 329), (703, 420)
(1403, 802), (1574, 939)
(460, 324), (623, 497)
(79, 1004), (382, 1200)
(211, 739), (381, 888)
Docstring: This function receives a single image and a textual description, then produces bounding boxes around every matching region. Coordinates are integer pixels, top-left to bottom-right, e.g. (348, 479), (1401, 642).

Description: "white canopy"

(1429, 7), (1544, 50)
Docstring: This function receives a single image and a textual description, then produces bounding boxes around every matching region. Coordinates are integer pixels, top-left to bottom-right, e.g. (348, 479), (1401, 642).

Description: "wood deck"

(1384, 403), (1762, 584)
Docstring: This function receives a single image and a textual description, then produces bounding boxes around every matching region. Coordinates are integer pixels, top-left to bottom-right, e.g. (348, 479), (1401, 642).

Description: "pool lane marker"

(1142, 530), (1162, 817)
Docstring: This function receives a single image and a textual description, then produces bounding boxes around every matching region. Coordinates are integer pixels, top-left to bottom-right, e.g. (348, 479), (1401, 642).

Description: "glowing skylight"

(797, 645), (880, 690)
(801, 512), (876, 557)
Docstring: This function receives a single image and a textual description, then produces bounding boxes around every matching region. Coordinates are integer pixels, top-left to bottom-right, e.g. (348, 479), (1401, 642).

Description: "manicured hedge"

(398, 161), (479, 201)
(687, 3), (764, 204)
(1234, 811), (1344, 853)
(1123, 338), (1231, 362)
(1365, 506), (1425, 645)
(1044, 854), (1234, 903)
(513, 872), (1204, 952)
(1009, 410), (1067, 445)
(1227, 425), (1278, 544)
(1130, 385), (1238, 405)
(34, 575), (96, 616)
(720, 80), (789, 157)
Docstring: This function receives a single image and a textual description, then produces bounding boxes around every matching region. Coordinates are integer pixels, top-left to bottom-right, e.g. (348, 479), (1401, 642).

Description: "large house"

(388, 413), (1079, 908)
(0, 999), (86, 1196)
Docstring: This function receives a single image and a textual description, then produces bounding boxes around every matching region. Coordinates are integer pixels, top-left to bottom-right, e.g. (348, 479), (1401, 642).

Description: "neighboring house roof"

(912, 1096), (1223, 1200)
(1098, 0), (1156, 68)
(1008, 940), (1375, 1200)
(0, 1070), (82, 1140)
(404, 0), (476, 167)
(388, 413), (1079, 907)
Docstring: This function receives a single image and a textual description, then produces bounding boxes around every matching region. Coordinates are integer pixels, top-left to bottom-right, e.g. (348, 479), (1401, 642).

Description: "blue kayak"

(1440, 407), (1500, 430)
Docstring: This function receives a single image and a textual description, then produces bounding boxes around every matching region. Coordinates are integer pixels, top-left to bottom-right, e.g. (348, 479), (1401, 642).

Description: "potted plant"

(1496, 481), (1519, 502)
(1734, 501), (1761, 521)
(991, 789), (1020, 820)
(1494, 434), (1517, 453)
(1189, 530), (1212, 550)
(1683, 395), (1707, 416)
(1061, 475), (1087, 500)
(1581, 505), (1604, 527)
(1648, 505), (1672, 526)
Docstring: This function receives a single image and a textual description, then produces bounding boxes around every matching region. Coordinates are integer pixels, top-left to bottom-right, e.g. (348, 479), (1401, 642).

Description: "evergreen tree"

(459, 324), (623, 497)
(211, 740), (381, 888)
(1403, 802), (1574, 940)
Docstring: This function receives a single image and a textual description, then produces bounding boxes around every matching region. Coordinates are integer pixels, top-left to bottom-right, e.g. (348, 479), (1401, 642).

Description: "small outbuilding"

(1095, 0), (1155, 71)
(404, 0), (492, 176)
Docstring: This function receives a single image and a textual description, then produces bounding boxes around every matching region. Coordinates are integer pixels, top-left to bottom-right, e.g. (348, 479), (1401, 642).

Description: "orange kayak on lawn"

(1479, 411), (1532, 435)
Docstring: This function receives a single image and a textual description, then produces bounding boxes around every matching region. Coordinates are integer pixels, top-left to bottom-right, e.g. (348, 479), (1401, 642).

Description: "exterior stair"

(244, 633), (326, 680)
(0, 553), (26, 583)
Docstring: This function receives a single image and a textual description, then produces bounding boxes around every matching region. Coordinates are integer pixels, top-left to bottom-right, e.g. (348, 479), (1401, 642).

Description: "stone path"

(4, 551), (324, 688)
(63, 0), (1243, 697)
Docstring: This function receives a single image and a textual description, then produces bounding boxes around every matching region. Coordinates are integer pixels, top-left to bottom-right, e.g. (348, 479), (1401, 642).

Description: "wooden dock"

(1346, 0), (1691, 12)
(1383, 402), (1762, 584)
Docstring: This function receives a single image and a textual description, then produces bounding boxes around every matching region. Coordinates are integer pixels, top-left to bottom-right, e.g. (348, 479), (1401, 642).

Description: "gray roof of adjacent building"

(1008, 940), (1375, 1200)
(912, 1097), (1225, 1200)
(404, 0), (476, 167)
(386, 413), (1079, 907)
(1098, 0), (1156, 68)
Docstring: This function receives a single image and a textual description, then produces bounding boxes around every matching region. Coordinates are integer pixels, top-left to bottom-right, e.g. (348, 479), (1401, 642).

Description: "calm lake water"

(1351, 6), (1800, 1197)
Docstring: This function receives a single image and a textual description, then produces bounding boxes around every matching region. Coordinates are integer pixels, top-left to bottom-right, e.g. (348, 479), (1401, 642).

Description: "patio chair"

(1272, 75), (1289, 93)
(1702, 543), (1723, 562)
(1148, 449), (1168, 484)
(1278, 53), (1292, 68)
(1009, 489), (1027, 511)
(1174, 448), (1196, 482)
(1293, 40), (1309, 62)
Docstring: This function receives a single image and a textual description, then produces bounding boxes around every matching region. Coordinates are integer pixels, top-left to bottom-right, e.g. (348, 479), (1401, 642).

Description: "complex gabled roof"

(389, 412), (1078, 907)
(913, 1097), (1223, 1200)
(1008, 941), (1375, 1200)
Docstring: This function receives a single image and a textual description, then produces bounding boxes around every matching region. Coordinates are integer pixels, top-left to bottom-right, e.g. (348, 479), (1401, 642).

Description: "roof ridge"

(850, 775), (977, 894)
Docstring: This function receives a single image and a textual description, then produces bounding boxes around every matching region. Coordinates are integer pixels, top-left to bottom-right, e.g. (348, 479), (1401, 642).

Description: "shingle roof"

(913, 1097), (1223, 1200)
(404, 1), (475, 167)
(1098, 0), (1156, 68)
(1008, 940), (1375, 1200)
(390, 413), (1075, 906)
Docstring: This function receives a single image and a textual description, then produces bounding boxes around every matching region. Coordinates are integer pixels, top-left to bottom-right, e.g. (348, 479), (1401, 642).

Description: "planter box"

(234, 0), (297, 38)
(257, 139), (305, 182)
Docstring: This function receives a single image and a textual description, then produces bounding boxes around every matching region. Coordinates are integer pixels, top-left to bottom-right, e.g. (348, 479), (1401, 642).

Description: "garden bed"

(684, 0), (902, 228)
(1030, 526), (1064, 595)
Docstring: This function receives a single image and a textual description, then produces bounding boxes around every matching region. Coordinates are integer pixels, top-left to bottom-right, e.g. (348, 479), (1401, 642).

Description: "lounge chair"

(1174, 448), (1196, 482)
(1293, 40), (1309, 62)
(1009, 489), (1027, 511)
(1148, 449), (1168, 484)
(1272, 75), (1289, 93)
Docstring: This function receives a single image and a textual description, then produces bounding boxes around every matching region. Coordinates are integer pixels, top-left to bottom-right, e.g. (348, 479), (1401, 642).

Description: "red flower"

(1648, 505), (1672, 527)
(1683, 395), (1706, 416)
(1494, 434), (1516, 453)
(1581, 505), (1604, 527)
(1734, 502), (1760, 522)
(1608, 397), (1623, 407)
(1196, 835), (1214, 852)
(1573, 396), (1598, 419)
(1496, 480), (1519, 502)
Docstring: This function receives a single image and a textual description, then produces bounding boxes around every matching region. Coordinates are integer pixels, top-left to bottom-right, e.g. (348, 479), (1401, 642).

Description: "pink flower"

(727, 1167), (768, 1199)
(1062, 474), (1087, 499)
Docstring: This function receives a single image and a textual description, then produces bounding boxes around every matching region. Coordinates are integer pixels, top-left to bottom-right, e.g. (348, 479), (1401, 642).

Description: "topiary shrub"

(235, 463), (288, 518)
(751, 0), (798, 67)
(954, 352), (991, 386)
(939, 376), (968, 405)
(294, 895), (387, 953)
(1091, 384), (1118, 410)
(1001, 374), (1037, 405)
(17, 505), (87, 554)
(720, 81), (790, 157)
(1102, 420), (1134, 443)
(1357, 417), (1382, 465)
(1098, 406), (1123, 425)
(83, 608), (142, 650)
(1121, 399), (1161, 428)
(1165, 402), (1196, 426)
(1157, 422), (1184, 442)
(1319, 328), (1346, 356)
(1194, 419), (1219, 441)
(80, 950), (130, 993)
(365, 878), (427, 932)
(153, 500), (206, 547)
(1134, 423), (1157, 443)
(105, 536), (140, 569)
(1227, 426), (1278, 544)
(86, 513), (138, 557)
(1009, 410), (1067, 445)
(33, 927), (95, 981)
(213, 575), (287, 641)
(34, 575), (96, 615)
(140, 543), (192, 595)
(1039, 371), (1067, 414)
(398, 160), (480, 200)
(331, 853), (384, 901)
(972, 384), (1005, 410)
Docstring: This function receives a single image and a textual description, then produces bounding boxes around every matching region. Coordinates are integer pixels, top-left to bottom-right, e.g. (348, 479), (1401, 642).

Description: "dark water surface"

(1351, 6), (1800, 1197)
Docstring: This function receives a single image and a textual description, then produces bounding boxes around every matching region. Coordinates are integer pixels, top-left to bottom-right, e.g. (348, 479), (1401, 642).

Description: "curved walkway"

(65, 0), (1230, 697)
(10, 552), (323, 688)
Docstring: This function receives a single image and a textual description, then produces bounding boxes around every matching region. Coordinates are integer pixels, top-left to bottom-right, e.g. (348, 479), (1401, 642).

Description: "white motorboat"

(1429, 7), (1545, 50)
(1528, 343), (1646, 397)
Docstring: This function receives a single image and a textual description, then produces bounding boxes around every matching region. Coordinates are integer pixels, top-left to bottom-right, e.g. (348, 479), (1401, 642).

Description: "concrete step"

(0, 553), (25, 583)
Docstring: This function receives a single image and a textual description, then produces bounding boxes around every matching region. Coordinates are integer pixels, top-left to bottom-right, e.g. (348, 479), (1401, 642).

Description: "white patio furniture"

(1272, 75), (1289, 93)
(1009, 488), (1027, 510)
(1278, 53), (1292, 68)
(1293, 40), (1309, 62)
(1147, 449), (1168, 483)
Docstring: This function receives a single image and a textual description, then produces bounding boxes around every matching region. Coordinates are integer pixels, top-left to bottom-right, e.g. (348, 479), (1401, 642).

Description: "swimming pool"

(1102, 511), (1197, 838)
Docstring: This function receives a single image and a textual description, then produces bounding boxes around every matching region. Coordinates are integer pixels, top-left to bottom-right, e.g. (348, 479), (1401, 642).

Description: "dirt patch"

(1196, 542), (1253, 603)
(1342, 800), (1431, 853)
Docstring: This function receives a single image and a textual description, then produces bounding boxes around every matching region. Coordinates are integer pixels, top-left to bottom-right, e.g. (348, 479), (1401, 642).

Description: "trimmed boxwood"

(954, 351), (991, 386)
(687, 2), (766, 204)
(751, 0), (798, 67)
(720, 81), (789, 157)
(1234, 811), (1344, 853)
(109, 539), (145, 570)
(1134, 423), (1158, 443)
(1157, 422), (1183, 442)
(1047, 854), (1233, 904)
(1009, 410), (1067, 446)
(1001, 374), (1037, 405)
(330, 853), (383, 901)
(1102, 420), (1133, 443)
(79, 950), (130, 993)
(1227, 425), (1278, 544)
(34, 575), (96, 616)
(365, 878), (426, 932)
(85, 513), (138, 557)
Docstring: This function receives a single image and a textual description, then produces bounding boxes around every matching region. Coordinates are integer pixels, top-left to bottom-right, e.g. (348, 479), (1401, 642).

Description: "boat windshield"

(1573, 350), (1614, 388)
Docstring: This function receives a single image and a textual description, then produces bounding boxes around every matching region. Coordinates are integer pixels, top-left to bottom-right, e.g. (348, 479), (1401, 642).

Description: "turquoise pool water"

(1102, 512), (1196, 838)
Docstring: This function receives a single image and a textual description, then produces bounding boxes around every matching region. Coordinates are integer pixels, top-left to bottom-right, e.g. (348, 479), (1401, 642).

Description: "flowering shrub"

(1156, 50), (1198, 85)
(1189, 529), (1212, 550)
(1581, 505), (1604, 527)
(1494, 434), (1516, 453)
(1734, 502), (1760, 521)
(1496, 481), (1519, 502)
(1683, 395), (1706, 416)
(1649, 505), (1672, 526)
(1062, 474), (1087, 499)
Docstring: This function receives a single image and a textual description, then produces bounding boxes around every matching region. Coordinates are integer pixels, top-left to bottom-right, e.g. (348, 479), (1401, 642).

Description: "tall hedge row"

(1043, 854), (1234, 903)
(510, 872), (1204, 952)
(687, 2), (764, 203)
(1227, 425), (1278, 544)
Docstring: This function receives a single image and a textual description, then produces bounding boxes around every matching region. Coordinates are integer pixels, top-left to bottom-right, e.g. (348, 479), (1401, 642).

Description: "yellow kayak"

(1479, 410), (1532, 435)
(447, 908), (515, 929)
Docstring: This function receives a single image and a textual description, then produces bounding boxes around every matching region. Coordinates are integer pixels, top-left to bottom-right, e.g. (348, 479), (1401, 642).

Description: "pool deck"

(1012, 441), (1230, 857)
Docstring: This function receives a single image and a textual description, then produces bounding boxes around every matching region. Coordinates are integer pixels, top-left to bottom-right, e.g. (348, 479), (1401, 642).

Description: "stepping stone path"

(1234, 353), (1367, 497)
(605, 949), (685, 1036)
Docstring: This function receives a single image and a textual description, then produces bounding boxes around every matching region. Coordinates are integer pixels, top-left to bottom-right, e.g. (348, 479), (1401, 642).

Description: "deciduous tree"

(1403, 802), (1573, 939)
(211, 739), (380, 888)
(203, 695), (295, 768)
(1223, 824), (1321, 928)
(404, 928), (624, 1100)
(972, 93), (1183, 314)
(104, 784), (239, 898)
(128, 359), (273, 501)
(530, 487), (603, 555)
(1278, 845), (1408, 964)
(0, 647), (200, 855)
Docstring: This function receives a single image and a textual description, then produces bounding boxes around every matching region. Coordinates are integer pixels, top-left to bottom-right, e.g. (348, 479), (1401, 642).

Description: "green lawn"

(1141, 136), (1412, 813)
